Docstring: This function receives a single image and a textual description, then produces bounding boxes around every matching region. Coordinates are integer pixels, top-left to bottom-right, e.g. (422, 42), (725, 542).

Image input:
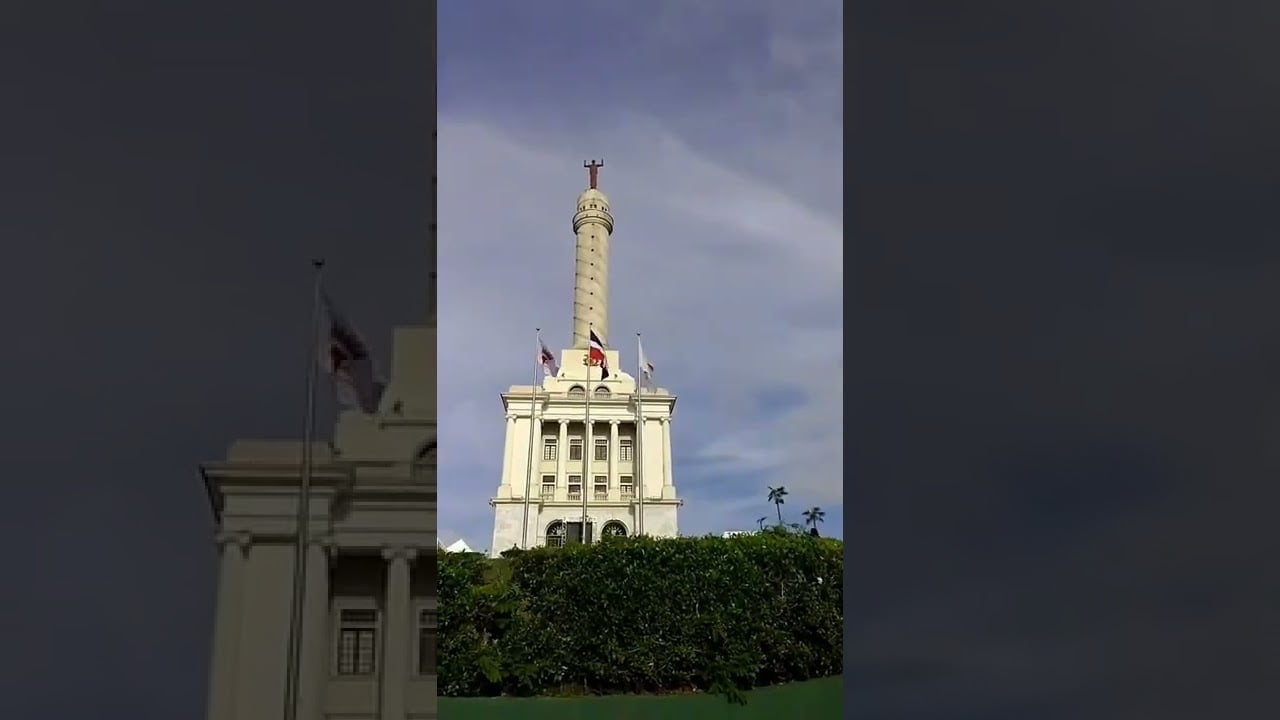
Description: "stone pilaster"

(499, 413), (517, 491)
(661, 417), (675, 496)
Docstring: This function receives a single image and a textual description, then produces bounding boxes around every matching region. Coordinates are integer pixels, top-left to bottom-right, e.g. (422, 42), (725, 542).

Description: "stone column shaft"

(556, 420), (569, 496)
(207, 531), (250, 720)
(571, 190), (614, 348)
(527, 415), (543, 499)
(297, 540), (332, 720)
(635, 417), (646, 500)
(608, 420), (620, 499)
(380, 547), (417, 720)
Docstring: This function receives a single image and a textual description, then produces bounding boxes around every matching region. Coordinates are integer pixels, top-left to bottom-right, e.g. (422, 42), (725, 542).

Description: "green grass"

(437, 676), (842, 719)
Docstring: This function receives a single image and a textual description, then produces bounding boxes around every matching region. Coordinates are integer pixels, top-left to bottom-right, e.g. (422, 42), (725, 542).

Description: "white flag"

(638, 338), (655, 387)
(538, 334), (559, 377)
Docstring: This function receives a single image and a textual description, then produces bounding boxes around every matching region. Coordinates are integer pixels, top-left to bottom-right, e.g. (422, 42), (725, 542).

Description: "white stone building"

(489, 163), (681, 555)
(201, 323), (437, 720)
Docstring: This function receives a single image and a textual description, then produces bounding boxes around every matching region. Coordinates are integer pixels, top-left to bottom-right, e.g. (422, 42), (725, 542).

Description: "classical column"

(380, 546), (417, 720)
(207, 531), (250, 720)
(499, 413), (517, 486)
(661, 418), (675, 492)
(608, 420), (620, 499)
(556, 419), (569, 495)
(298, 539), (333, 720)
(527, 413), (544, 499)
(635, 416), (646, 500)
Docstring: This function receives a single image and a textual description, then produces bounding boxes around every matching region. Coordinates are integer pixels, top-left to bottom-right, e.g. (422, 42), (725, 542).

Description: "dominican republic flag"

(320, 292), (385, 414)
(638, 338), (655, 387)
(538, 335), (559, 377)
(589, 329), (610, 379)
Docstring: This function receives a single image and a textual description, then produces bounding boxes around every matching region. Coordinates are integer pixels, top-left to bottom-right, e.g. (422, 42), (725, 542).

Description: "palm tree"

(767, 485), (788, 526)
(756, 516), (768, 531)
(802, 506), (825, 535)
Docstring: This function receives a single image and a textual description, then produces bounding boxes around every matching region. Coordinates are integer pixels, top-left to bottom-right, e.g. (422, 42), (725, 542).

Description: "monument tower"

(489, 162), (681, 555)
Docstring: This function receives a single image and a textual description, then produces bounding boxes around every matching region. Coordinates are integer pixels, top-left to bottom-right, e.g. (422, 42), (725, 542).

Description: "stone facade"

(202, 325), (438, 720)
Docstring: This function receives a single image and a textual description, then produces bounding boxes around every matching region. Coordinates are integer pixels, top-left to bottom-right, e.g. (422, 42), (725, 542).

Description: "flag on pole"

(638, 338), (655, 387)
(320, 292), (385, 413)
(538, 335), (559, 377)
(589, 329), (610, 379)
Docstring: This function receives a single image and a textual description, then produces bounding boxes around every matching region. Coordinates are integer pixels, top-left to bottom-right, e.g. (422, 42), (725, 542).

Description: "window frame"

(546, 520), (567, 547)
(333, 603), (381, 677)
(415, 602), (438, 676)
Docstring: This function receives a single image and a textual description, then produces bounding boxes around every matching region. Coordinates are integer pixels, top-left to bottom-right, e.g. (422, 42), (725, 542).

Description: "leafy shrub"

(438, 533), (843, 697)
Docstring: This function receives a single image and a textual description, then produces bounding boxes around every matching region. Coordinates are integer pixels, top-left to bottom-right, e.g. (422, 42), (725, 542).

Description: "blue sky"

(436, 0), (843, 551)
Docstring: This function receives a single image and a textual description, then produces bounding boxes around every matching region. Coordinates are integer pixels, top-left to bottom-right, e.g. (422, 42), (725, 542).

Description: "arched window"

(546, 521), (567, 548)
(601, 520), (627, 539)
(593, 386), (610, 399)
(567, 385), (586, 399)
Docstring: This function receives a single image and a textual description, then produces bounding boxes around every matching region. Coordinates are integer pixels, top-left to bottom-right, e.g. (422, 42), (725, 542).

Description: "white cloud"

(437, 2), (842, 550)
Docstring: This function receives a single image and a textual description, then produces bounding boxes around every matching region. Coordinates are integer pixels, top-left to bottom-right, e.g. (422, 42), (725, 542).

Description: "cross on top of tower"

(584, 159), (604, 189)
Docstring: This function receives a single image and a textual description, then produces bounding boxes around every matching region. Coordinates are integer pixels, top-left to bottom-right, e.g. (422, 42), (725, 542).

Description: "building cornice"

(490, 497), (680, 506)
(201, 461), (352, 481)
(200, 461), (435, 521)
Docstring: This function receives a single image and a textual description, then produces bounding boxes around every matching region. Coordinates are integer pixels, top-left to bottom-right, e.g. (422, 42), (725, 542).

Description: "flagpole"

(284, 259), (325, 720)
(635, 332), (645, 537)
(581, 324), (592, 544)
(520, 329), (541, 549)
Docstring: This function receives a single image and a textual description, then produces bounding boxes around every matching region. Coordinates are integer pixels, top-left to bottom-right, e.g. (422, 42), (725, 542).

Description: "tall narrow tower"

(572, 159), (614, 348)
(489, 163), (681, 556)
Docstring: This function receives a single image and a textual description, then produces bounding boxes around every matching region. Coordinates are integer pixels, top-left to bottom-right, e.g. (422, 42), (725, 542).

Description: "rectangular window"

(619, 438), (633, 462)
(569, 439), (583, 461)
(594, 438), (609, 461)
(568, 475), (582, 501)
(593, 475), (608, 500)
(541, 474), (556, 500)
(620, 475), (634, 500)
(417, 608), (437, 675)
(542, 437), (557, 461)
(336, 608), (379, 676)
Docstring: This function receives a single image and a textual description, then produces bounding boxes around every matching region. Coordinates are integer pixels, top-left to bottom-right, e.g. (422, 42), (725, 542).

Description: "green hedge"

(438, 532), (843, 697)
